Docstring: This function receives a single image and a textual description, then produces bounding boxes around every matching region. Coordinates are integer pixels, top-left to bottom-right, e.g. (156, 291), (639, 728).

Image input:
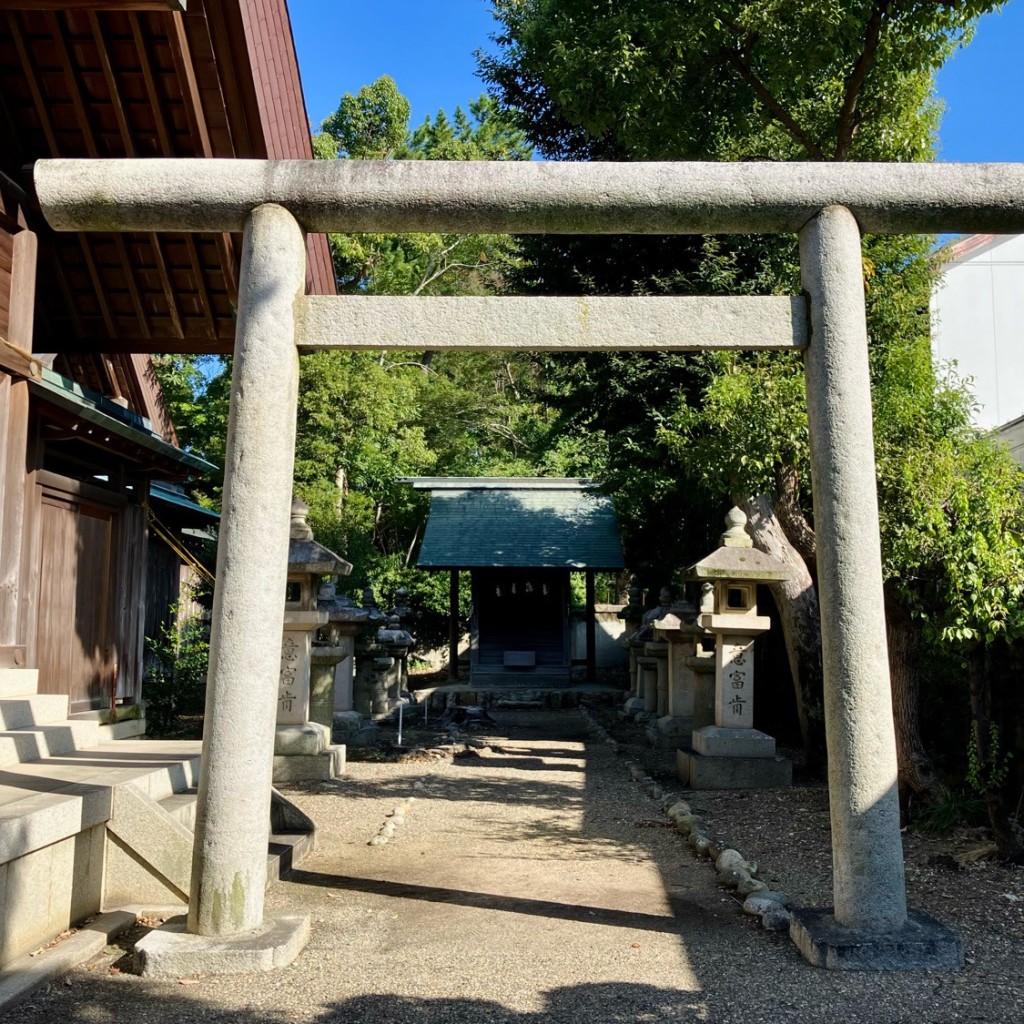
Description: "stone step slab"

(0, 720), (102, 768)
(159, 788), (199, 831)
(0, 742), (202, 865)
(0, 670), (39, 698)
(0, 694), (70, 730)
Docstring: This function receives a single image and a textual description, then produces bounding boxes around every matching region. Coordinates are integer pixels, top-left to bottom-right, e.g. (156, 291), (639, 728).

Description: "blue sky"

(289, 1), (1024, 161)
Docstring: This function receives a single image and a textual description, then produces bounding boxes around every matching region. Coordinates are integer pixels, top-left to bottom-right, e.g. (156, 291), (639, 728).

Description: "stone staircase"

(0, 668), (314, 972)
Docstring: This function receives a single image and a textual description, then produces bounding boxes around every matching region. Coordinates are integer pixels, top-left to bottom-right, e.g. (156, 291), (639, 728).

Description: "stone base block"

(332, 710), (363, 734)
(274, 722), (331, 756)
(272, 745), (344, 783)
(133, 913), (310, 977)
(622, 697), (646, 714)
(647, 715), (694, 748)
(692, 725), (777, 758)
(679, 748), (792, 789)
(789, 908), (963, 971)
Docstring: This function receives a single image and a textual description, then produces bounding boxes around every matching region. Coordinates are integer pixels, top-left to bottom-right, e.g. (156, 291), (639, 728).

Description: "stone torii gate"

(35, 158), (1024, 972)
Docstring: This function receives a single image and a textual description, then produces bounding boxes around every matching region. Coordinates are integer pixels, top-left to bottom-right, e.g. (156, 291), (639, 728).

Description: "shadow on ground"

(9, 982), (711, 1024)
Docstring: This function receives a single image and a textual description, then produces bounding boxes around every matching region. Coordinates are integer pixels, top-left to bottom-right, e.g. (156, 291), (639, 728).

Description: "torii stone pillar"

(136, 205), (310, 973)
(790, 205), (960, 969)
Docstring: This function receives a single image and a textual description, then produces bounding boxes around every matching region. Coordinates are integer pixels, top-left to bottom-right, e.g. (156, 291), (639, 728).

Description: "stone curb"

(576, 707), (792, 936)
(0, 910), (138, 1012)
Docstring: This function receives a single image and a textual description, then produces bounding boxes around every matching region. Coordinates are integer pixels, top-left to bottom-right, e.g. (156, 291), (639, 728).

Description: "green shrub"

(914, 785), (985, 835)
(144, 607), (210, 737)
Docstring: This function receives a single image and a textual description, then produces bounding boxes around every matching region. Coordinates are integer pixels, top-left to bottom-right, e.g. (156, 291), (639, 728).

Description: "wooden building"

(0, 0), (335, 716)
(407, 479), (625, 686)
(0, 0), (337, 978)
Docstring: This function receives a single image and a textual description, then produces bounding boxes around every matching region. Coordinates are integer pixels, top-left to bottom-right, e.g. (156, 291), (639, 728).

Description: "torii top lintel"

(34, 159), (1024, 237)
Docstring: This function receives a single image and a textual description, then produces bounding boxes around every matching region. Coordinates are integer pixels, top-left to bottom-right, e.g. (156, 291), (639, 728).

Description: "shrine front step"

(420, 684), (622, 711)
(469, 672), (573, 689)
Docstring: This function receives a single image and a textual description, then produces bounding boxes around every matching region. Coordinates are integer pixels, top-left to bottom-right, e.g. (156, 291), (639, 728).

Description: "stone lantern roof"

(687, 507), (790, 582)
(288, 499), (353, 576)
(316, 580), (369, 626)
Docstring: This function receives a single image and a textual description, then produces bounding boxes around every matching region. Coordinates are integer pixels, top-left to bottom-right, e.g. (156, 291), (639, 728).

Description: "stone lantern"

(274, 498), (351, 782)
(311, 578), (368, 738)
(677, 507), (793, 789)
(387, 588), (416, 691)
(617, 582), (645, 706)
(622, 586), (671, 719)
(648, 589), (707, 748)
(374, 614), (414, 719)
(351, 587), (388, 718)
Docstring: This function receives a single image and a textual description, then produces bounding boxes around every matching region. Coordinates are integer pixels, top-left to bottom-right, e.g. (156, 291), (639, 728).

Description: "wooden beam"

(0, 379), (31, 647)
(35, 334), (232, 355)
(0, 3), (187, 11)
(45, 12), (124, 340)
(13, 13), (122, 347)
(0, 338), (43, 380)
(167, 7), (212, 157)
(86, 13), (153, 340)
(8, 14), (59, 155)
(129, 13), (173, 155)
(8, 227), (37, 353)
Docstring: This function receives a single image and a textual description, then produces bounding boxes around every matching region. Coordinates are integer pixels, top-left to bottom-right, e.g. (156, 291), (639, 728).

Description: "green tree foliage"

(483, 0), (1024, 836)
(482, 0), (996, 162)
(320, 82), (530, 296)
(143, 596), (210, 737)
(320, 74), (410, 159)
(150, 354), (231, 505)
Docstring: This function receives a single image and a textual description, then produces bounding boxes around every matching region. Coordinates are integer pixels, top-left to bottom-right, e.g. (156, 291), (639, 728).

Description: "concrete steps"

(0, 669), (40, 699)
(0, 693), (70, 729)
(0, 719), (103, 768)
(159, 787), (199, 831)
(0, 667), (316, 972)
(0, 740), (204, 968)
(0, 671), (145, 771)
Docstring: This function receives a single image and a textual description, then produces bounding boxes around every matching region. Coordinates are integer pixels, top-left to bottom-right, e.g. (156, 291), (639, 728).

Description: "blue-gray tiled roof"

(405, 478), (625, 570)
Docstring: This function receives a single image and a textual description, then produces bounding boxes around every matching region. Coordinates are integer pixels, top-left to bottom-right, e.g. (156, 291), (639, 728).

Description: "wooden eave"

(30, 367), (215, 477)
(0, 0), (335, 358)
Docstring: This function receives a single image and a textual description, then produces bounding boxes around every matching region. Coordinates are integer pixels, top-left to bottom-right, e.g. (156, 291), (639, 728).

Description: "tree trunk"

(883, 589), (938, 807)
(741, 493), (826, 773)
(968, 645), (1024, 863)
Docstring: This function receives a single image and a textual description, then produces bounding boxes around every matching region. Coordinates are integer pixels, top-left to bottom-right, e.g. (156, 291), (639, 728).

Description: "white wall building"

(931, 233), (1024, 467)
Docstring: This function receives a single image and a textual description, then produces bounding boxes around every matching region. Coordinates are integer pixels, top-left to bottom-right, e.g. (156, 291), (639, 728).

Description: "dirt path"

(5, 710), (1017, 1023)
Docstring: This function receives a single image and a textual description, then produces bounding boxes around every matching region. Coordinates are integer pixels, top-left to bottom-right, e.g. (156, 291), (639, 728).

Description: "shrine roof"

(404, 478), (625, 570)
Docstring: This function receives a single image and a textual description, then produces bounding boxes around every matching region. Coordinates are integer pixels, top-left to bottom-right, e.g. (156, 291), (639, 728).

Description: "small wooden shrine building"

(407, 478), (625, 685)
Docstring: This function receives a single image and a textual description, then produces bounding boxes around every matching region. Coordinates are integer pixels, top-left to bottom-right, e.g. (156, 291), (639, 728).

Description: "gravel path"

(5, 709), (1022, 1023)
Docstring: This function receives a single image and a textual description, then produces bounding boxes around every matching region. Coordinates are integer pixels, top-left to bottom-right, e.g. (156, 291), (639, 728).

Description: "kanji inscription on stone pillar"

(278, 630), (309, 725)
(715, 636), (755, 729)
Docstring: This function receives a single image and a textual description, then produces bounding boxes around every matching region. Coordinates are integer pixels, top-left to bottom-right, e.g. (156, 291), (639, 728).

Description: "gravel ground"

(5, 708), (1023, 1024)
